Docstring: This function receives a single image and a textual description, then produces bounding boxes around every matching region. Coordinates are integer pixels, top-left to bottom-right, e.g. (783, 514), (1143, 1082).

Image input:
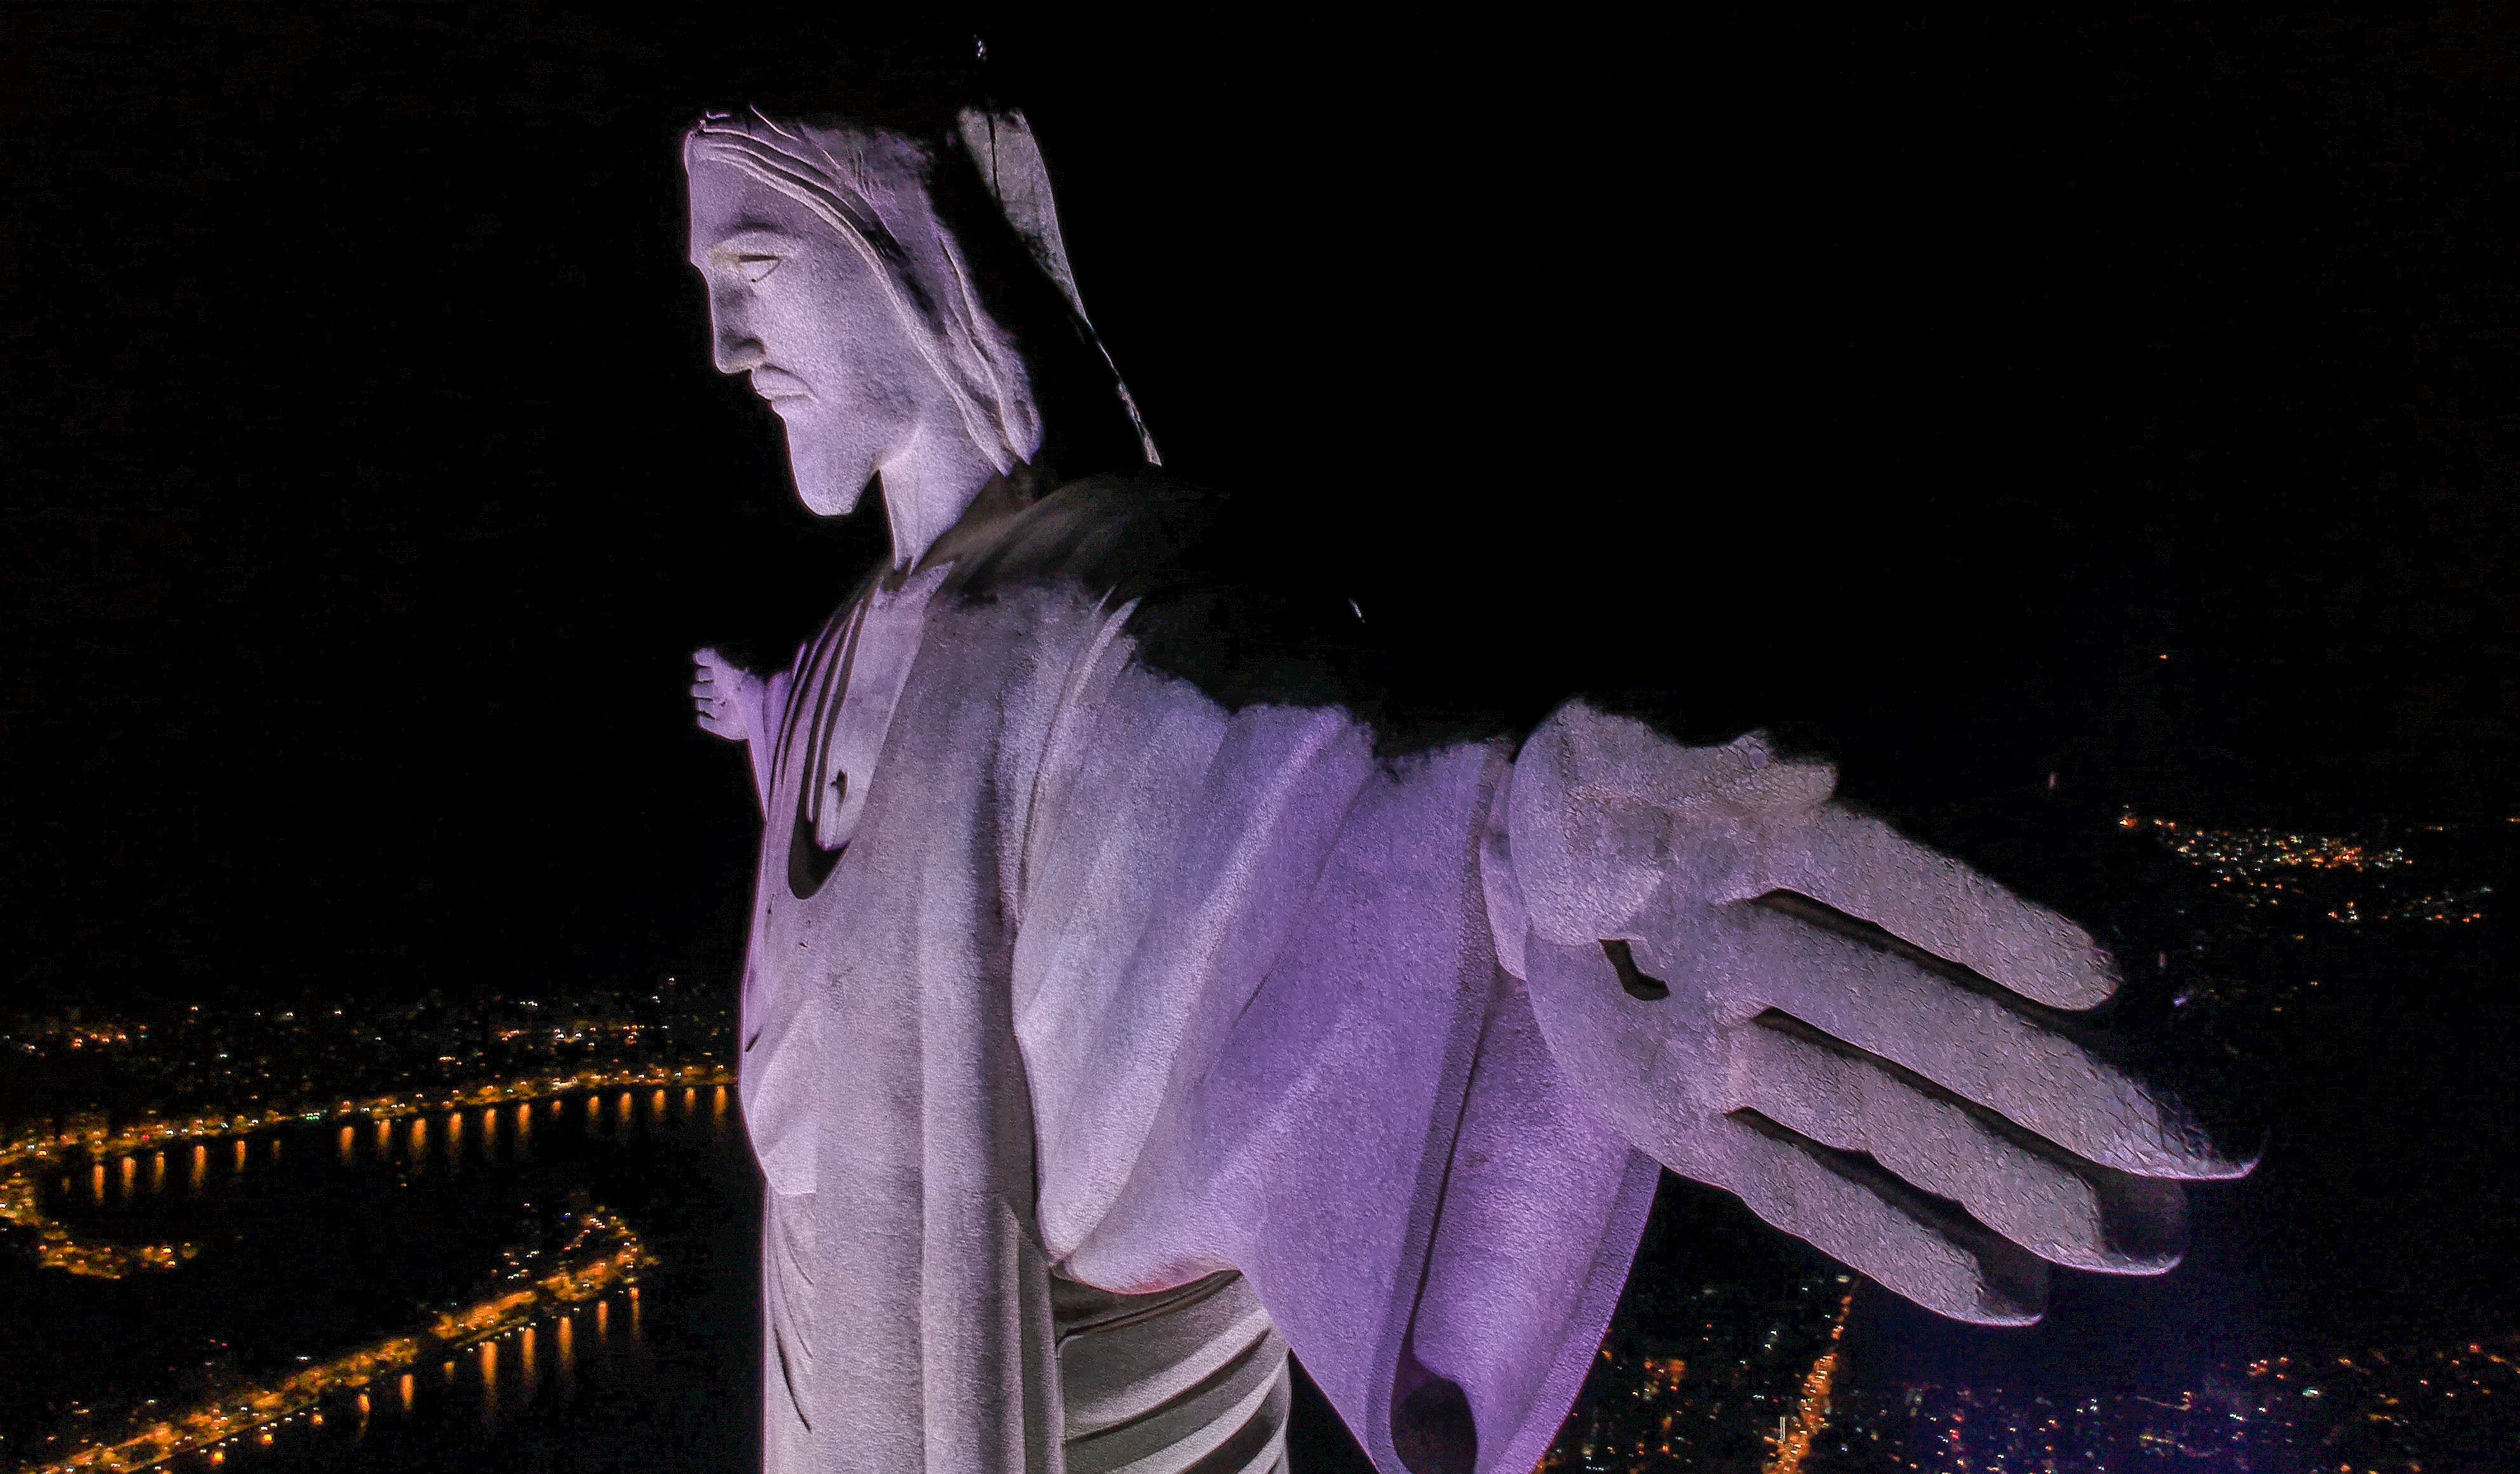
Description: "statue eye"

(736, 253), (783, 284)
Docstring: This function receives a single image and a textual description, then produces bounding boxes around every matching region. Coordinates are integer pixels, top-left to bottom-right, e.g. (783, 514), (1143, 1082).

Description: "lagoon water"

(0, 1088), (763, 1473)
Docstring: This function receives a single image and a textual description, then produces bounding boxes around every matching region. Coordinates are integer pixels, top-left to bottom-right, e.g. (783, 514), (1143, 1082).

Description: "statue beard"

(777, 406), (884, 519)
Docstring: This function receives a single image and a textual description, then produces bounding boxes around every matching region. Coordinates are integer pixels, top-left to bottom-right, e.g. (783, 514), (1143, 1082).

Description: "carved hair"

(685, 109), (1043, 475)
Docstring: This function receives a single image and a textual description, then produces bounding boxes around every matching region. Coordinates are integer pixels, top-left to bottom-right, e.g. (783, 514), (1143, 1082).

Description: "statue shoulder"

(935, 471), (1228, 605)
(940, 472), (1386, 725)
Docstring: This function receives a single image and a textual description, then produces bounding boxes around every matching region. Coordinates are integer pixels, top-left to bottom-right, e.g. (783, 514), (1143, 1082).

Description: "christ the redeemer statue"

(679, 107), (2239, 1474)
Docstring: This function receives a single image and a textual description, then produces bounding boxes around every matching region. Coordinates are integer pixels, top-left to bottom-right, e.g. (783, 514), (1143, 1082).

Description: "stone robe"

(732, 474), (1661, 1474)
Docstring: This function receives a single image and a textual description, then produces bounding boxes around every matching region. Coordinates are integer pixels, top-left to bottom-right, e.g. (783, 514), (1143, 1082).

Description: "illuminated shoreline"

(0, 1172), (198, 1279)
(0, 1063), (731, 1280)
(23, 1207), (650, 1474)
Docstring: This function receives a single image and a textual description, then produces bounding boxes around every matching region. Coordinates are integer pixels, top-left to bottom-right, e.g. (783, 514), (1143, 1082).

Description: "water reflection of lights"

(25, 1209), (651, 1473)
(1, 1064), (731, 1282)
(0, 1174), (196, 1277)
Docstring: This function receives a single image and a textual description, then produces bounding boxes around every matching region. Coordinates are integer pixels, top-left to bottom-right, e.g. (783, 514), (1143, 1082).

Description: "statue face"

(685, 159), (941, 516)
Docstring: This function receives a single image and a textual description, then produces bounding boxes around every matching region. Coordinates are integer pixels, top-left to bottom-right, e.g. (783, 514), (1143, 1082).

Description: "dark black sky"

(3, 4), (2516, 1014)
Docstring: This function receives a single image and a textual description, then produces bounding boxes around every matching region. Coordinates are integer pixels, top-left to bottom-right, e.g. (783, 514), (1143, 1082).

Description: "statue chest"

(739, 567), (959, 1200)
(767, 565), (953, 904)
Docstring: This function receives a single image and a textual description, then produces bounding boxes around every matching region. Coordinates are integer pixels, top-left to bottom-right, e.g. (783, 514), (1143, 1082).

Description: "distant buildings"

(0, 984), (734, 1287)
(1536, 1324), (2520, 1471)
(2121, 813), (2491, 927)
(1808, 1343), (2518, 1472)
(1538, 1266), (1853, 1471)
(22, 1205), (651, 1474)
(0, 979), (734, 1148)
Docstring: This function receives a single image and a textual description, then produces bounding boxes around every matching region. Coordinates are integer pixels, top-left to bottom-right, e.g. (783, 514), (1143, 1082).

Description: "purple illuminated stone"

(680, 107), (2242, 1474)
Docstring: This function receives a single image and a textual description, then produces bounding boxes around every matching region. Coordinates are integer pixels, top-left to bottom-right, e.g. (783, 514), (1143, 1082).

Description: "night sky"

(4, 4), (2510, 1015)
(3, 0), (2516, 1210)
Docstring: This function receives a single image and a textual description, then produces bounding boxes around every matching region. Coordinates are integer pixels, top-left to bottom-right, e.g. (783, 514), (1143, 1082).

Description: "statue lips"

(750, 366), (812, 402)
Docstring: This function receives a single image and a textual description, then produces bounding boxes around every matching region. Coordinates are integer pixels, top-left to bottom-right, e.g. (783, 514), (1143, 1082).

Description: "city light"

(25, 1207), (650, 1473)
(0, 1172), (196, 1278)
(2121, 813), (2491, 925)
(0, 1063), (732, 1280)
(1763, 1294), (1852, 1474)
(1815, 1341), (2520, 1470)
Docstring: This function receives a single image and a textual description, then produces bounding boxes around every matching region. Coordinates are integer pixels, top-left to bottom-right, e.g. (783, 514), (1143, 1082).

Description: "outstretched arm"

(1486, 700), (2248, 1326)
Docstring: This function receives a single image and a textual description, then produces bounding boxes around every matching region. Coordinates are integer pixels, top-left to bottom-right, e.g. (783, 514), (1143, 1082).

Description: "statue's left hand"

(690, 647), (761, 744)
(1501, 701), (2247, 1325)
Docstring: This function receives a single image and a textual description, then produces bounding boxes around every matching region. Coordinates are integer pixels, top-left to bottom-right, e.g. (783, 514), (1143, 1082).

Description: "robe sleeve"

(1002, 600), (1657, 1474)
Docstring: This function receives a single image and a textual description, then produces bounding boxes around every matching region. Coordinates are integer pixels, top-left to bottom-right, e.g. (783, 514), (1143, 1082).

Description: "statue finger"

(1737, 808), (2119, 1010)
(1726, 1018), (2185, 1273)
(1713, 1110), (2050, 1325)
(1710, 904), (2246, 1180)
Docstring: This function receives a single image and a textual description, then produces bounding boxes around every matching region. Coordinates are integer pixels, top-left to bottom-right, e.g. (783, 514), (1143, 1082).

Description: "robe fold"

(735, 475), (1659, 1474)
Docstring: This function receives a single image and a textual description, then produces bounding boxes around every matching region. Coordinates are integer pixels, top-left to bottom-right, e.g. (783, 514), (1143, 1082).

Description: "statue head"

(684, 111), (1042, 520)
(685, 110), (1150, 549)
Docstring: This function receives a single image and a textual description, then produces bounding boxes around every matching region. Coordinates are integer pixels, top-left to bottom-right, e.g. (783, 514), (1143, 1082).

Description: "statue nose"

(715, 335), (767, 375)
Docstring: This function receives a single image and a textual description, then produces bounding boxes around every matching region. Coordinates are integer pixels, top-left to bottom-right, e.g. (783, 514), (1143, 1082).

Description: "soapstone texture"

(681, 109), (2242, 1474)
